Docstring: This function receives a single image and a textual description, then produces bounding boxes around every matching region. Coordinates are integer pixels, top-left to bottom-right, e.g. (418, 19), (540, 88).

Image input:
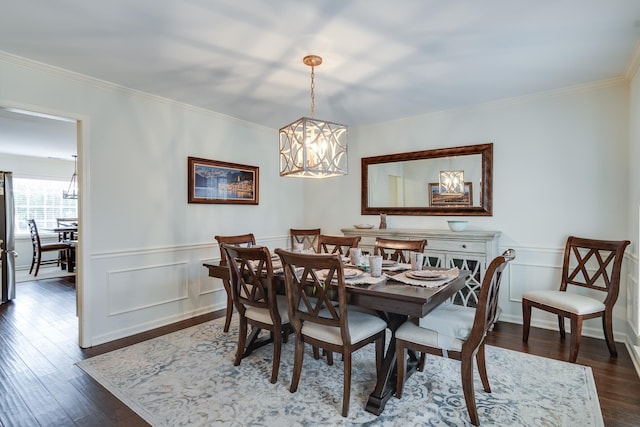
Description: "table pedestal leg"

(242, 328), (274, 358)
(365, 312), (419, 415)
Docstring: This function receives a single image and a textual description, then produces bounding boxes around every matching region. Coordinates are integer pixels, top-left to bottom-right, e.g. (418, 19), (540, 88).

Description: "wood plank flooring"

(1, 276), (639, 426)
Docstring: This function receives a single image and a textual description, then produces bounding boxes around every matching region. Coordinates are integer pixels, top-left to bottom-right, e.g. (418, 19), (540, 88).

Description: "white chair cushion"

(301, 308), (387, 346)
(522, 290), (605, 315)
(396, 318), (464, 352)
(245, 295), (290, 324)
(402, 303), (475, 350)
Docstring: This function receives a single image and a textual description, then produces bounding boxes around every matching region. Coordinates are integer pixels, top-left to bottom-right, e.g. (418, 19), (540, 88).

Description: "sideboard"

(341, 227), (501, 308)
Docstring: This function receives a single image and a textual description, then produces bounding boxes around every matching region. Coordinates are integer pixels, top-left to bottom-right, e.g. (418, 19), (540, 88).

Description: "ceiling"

(2, 1), (640, 159)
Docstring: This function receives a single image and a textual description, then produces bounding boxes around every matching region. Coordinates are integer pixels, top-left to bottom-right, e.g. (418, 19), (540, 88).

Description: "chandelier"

(439, 170), (464, 195)
(279, 55), (348, 178)
(63, 155), (78, 199)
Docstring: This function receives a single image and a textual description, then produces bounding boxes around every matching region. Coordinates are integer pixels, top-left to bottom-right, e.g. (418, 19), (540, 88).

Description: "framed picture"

(188, 157), (259, 205)
(429, 182), (472, 206)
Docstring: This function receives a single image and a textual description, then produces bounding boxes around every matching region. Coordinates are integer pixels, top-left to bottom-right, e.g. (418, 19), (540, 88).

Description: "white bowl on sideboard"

(447, 220), (468, 232)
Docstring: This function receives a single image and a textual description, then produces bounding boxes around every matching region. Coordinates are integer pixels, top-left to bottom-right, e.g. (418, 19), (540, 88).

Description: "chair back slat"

(276, 249), (351, 345)
(560, 236), (629, 304)
(215, 233), (256, 266)
(317, 235), (360, 256)
(27, 219), (42, 250)
(290, 228), (321, 252)
(465, 249), (516, 351)
(221, 244), (279, 320)
(373, 237), (426, 263)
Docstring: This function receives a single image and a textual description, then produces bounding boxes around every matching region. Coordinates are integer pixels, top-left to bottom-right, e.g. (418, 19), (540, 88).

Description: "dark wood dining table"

(45, 226), (78, 272)
(203, 260), (469, 415)
(48, 226), (78, 241)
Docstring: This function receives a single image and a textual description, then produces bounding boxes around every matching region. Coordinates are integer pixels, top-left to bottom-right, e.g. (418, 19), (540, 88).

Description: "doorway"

(0, 105), (82, 344)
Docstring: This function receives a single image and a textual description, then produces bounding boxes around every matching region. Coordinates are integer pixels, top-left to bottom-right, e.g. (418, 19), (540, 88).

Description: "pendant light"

(279, 55), (348, 178)
(63, 155), (78, 199)
(439, 170), (464, 195)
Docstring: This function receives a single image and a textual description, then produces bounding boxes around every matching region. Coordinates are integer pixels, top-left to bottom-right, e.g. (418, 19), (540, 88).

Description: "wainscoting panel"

(198, 257), (222, 296)
(86, 236), (289, 346)
(506, 260), (561, 304)
(106, 262), (189, 316)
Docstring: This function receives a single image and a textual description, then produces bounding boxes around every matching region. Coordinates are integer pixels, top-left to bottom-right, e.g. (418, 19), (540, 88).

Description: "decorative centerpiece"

(353, 224), (374, 229)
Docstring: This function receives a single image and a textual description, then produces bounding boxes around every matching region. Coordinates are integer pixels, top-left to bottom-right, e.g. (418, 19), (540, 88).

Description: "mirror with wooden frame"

(361, 143), (493, 216)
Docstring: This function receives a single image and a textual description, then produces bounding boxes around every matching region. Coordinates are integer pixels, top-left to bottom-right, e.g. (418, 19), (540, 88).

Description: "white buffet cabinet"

(341, 227), (501, 307)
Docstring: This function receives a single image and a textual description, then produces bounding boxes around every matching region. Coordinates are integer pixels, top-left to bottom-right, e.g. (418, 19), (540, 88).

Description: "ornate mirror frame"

(361, 143), (493, 216)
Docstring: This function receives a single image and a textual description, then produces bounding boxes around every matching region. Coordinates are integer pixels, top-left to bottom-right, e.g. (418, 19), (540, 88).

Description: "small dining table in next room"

(203, 257), (470, 415)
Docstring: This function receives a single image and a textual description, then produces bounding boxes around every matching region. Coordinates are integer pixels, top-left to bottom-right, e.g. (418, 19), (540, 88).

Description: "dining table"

(44, 226), (78, 272)
(203, 256), (470, 416)
(47, 225), (78, 241)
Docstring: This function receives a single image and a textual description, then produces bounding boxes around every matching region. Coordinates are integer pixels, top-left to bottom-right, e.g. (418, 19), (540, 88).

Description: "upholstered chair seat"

(398, 303), (477, 352)
(244, 295), (290, 325)
(302, 309), (387, 345)
(522, 290), (605, 315)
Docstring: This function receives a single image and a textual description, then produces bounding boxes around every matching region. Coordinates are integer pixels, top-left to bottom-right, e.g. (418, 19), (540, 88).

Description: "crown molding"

(0, 51), (273, 131)
(367, 76), (627, 129)
(624, 42), (640, 81)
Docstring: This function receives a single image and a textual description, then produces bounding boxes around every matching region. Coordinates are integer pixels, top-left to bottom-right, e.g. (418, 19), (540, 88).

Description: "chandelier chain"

(310, 65), (315, 118)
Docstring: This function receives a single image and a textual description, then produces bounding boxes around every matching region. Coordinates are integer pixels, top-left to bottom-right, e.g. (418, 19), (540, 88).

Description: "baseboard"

(498, 312), (625, 343)
(88, 304), (224, 347)
(628, 342), (640, 378)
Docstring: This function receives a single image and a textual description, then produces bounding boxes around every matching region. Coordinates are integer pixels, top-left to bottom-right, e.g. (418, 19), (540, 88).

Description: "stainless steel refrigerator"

(1, 171), (16, 304)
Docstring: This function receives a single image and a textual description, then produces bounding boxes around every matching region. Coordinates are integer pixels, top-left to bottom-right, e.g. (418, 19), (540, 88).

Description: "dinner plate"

(316, 268), (362, 281)
(405, 271), (445, 281)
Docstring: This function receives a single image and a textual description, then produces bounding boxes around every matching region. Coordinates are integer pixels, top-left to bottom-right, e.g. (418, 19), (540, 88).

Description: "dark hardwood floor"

(1, 276), (639, 426)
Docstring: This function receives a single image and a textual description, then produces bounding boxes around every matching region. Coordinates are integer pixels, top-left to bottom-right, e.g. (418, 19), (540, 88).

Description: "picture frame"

(187, 157), (259, 205)
(429, 182), (472, 206)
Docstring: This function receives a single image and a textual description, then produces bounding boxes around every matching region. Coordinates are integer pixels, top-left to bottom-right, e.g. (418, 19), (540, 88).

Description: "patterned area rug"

(77, 319), (603, 426)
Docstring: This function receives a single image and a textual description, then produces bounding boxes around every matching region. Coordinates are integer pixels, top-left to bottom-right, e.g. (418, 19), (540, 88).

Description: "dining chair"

(221, 244), (290, 383)
(522, 236), (629, 363)
(395, 249), (515, 426)
(214, 233), (256, 332)
(275, 248), (387, 417)
(290, 228), (321, 252)
(373, 237), (427, 263)
(317, 234), (361, 256)
(27, 219), (71, 277)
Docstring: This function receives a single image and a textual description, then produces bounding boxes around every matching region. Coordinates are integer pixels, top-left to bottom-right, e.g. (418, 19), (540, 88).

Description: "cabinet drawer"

(426, 239), (486, 254)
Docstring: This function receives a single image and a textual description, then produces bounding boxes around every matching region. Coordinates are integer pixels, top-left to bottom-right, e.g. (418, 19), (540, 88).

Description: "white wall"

(1, 53), (304, 346)
(2, 50), (638, 351)
(304, 80), (634, 343)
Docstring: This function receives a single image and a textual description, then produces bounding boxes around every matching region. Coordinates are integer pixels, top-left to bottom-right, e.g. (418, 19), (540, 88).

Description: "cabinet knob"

(462, 244), (467, 248)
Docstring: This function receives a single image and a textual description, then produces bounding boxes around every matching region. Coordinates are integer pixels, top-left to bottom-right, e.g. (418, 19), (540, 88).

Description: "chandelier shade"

(439, 170), (464, 195)
(279, 55), (348, 178)
(279, 116), (348, 178)
(63, 155), (78, 200)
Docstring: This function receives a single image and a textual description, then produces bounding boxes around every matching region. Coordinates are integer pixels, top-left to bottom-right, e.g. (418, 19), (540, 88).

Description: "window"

(14, 178), (77, 235)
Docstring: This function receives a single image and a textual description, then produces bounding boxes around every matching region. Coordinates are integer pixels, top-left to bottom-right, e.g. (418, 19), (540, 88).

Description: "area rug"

(76, 319), (604, 426)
